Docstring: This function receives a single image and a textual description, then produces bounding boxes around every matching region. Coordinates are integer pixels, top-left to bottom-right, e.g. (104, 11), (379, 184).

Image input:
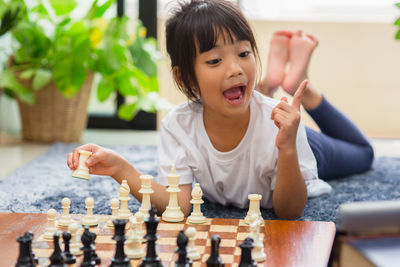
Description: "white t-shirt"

(158, 91), (332, 209)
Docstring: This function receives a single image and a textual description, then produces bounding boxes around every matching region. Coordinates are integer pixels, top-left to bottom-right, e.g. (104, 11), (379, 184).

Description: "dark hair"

(166, 0), (259, 101)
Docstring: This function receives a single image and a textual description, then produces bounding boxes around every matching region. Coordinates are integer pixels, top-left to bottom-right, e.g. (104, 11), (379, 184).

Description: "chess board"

(0, 212), (336, 267)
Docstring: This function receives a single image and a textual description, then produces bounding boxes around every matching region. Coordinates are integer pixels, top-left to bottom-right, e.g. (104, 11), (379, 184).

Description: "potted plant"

(0, 0), (167, 142)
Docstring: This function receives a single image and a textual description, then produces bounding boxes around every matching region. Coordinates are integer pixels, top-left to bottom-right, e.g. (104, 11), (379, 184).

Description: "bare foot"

(259, 30), (292, 97)
(282, 30), (318, 96)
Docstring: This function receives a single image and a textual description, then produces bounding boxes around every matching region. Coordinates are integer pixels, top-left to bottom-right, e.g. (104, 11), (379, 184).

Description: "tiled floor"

(1, 130), (400, 181)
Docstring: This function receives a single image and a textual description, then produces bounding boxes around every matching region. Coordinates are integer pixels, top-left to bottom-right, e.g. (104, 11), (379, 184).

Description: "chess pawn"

(58, 197), (74, 227)
(81, 197), (98, 226)
(68, 222), (83, 256)
(138, 174), (154, 218)
(187, 183), (206, 224)
(162, 165), (184, 222)
(71, 149), (92, 180)
(125, 216), (145, 259)
(131, 212), (145, 243)
(118, 180), (132, 222)
(107, 198), (120, 228)
(249, 214), (266, 262)
(44, 209), (58, 240)
(244, 194), (264, 226)
(185, 227), (200, 261)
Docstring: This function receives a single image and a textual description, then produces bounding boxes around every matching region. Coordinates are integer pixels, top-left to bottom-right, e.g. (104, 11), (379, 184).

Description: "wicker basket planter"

(17, 73), (94, 143)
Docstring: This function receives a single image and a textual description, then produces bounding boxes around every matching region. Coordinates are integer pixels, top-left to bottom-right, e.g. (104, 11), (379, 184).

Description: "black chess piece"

(90, 232), (101, 265)
(81, 226), (96, 267)
(206, 235), (224, 267)
(24, 231), (38, 265)
(175, 230), (192, 267)
(110, 219), (131, 267)
(15, 233), (35, 267)
(62, 231), (76, 265)
(238, 237), (257, 267)
(48, 232), (67, 267)
(139, 205), (162, 267)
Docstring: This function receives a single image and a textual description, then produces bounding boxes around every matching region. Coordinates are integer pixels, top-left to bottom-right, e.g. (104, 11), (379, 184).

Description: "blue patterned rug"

(1, 143), (400, 223)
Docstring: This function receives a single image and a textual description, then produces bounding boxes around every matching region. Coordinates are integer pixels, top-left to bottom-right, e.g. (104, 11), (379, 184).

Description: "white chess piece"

(71, 150), (92, 180)
(81, 197), (98, 226)
(187, 183), (206, 224)
(118, 180), (132, 221)
(138, 175), (154, 218)
(162, 165), (184, 222)
(43, 209), (58, 240)
(125, 216), (145, 258)
(185, 227), (200, 260)
(58, 198), (74, 227)
(245, 194), (264, 226)
(106, 198), (120, 228)
(249, 214), (266, 262)
(132, 212), (145, 243)
(68, 222), (82, 256)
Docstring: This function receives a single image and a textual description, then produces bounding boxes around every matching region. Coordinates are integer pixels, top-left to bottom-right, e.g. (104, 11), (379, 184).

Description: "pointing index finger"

(292, 80), (308, 110)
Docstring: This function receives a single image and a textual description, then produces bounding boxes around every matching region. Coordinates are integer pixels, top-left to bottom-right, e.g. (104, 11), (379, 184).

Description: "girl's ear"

(173, 66), (185, 88)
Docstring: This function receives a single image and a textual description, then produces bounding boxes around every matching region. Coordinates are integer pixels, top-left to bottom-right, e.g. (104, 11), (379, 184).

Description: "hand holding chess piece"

(71, 150), (92, 180)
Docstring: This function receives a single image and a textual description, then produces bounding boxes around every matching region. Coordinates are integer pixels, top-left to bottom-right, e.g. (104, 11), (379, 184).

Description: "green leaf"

(33, 69), (52, 90)
(118, 102), (139, 121)
(86, 0), (115, 19)
(97, 77), (114, 101)
(53, 21), (90, 97)
(20, 69), (35, 80)
(396, 3), (400, 8)
(0, 69), (35, 104)
(396, 29), (400, 40)
(49, 0), (77, 16)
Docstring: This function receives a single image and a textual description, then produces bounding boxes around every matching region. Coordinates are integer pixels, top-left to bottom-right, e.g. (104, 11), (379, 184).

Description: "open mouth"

(223, 86), (245, 104)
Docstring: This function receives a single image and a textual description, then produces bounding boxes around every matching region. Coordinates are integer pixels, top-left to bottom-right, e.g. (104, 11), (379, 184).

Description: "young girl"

(67, 0), (373, 219)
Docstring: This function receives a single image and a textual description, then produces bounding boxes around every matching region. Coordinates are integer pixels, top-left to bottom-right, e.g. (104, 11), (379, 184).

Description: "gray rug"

(1, 143), (400, 223)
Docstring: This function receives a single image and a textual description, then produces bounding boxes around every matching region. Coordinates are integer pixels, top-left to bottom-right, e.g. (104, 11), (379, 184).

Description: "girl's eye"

(206, 58), (221, 65)
(239, 51), (250, 57)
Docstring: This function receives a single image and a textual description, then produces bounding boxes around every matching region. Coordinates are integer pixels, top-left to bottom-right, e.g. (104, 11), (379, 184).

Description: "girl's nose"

(227, 58), (243, 78)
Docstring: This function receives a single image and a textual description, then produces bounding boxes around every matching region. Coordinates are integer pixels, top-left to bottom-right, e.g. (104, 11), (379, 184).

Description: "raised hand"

(271, 80), (308, 150)
(67, 144), (126, 177)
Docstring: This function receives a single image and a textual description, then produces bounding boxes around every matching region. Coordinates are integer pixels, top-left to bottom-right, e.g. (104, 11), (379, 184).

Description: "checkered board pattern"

(32, 215), (265, 266)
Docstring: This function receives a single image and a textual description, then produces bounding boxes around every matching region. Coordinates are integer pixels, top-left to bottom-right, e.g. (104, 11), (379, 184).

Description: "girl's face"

(194, 32), (256, 119)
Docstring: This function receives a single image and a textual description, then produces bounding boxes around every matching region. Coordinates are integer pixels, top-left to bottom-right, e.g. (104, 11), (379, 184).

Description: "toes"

(293, 30), (303, 37)
(274, 30), (293, 38)
(305, 33), (319, 46)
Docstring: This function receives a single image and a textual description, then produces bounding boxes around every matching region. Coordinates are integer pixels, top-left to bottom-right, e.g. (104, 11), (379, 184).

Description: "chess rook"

(71, 149), (92, 180)
(138, 175), (154, 218)
(239, 237), (257, 267)
(162, 165), (184, 222)
(15, 232), (35, 267)
(245, 194), (264, 226)
(187, 183), (206, 224)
